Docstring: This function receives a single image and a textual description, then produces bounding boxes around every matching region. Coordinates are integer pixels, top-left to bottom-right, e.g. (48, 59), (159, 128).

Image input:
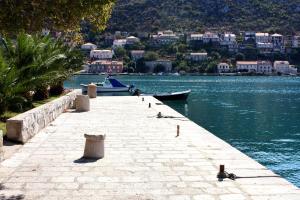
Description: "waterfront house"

(187, 52), (208, 62)
(113, 39), (127, 48)
(151, 30), (179, 45)
(236, 61), (258, 72)
(131, 50), (145, 61)
(90, 50), (113, 60)
(220, 33), (238, 52)
(255, 33), (270, 43)
(187, 33), (203, 42)
(217, 63), (230, 73)
(274, 61), (297, 75)
(145, 60), (173, 73)
(244, 31), (256, 41)
(257, 61), (273, 74)
(126, 36), (140, 45)
(88, 60), (123, 74)
(203, 32), (220, 44)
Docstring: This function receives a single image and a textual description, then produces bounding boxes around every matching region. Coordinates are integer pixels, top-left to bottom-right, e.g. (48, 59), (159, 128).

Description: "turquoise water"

(65, 75), (300, 187)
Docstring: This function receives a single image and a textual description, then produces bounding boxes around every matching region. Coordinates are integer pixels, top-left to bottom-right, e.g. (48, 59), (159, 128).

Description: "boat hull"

(141, 90), (191, 101)
(81, 85), (130, 93)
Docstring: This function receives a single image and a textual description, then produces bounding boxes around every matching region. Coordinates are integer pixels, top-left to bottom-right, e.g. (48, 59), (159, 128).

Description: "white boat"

(81, 76), (134, 93)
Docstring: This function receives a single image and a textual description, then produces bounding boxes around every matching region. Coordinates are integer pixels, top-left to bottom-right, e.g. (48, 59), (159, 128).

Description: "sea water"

(65, 75), (300, 187)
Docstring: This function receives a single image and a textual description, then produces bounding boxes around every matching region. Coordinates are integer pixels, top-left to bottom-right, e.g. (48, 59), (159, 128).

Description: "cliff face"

(107, 0), (300, 33)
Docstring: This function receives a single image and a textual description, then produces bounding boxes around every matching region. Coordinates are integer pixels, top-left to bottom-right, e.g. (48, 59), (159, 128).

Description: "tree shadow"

(0, 184), (25, 200)
(73, 157), (100, 164)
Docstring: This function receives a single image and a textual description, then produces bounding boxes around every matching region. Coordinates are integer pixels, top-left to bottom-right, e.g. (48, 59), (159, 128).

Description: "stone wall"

(6, 89), (82, 144)
(0, 130), (3, 161)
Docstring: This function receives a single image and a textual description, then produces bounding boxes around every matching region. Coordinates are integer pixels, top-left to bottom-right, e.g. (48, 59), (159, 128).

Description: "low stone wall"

(0, 130), (3, 161)
(6, 89), (82, 143)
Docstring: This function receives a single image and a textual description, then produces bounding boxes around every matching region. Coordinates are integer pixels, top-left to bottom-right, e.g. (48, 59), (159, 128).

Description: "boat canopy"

(108, 78), (127, 88)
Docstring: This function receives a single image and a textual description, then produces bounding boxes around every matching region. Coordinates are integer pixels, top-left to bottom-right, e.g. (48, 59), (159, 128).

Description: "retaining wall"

(6, 89), (82, 143)
(0, 130), (3, 161)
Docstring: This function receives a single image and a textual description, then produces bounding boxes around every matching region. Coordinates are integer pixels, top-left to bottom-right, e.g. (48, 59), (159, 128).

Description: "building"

(236, 61), (258, 72)
(81, 43), (97, 51)
(255, 33), (270, 43)
(271, 34), (284, 52)
(90, 50), (113, 60)
(113, 39), (127, 48)
(187, 33), (203, 42)
(131, 50), (145, 61)
(88, 60), (123, 74)
(217, 63), (230, 73)
(221, 33), (236, 45)
(292, 36), (300, 48)
(152, 30), (179, 45)
(256, 42), (273, 54)
(244, 31), (256, 41)
(126, 36), (140, 45)
(274, 61), (297, 75)
(257, 61), (273, 74)
(203, 32), (220, 44)
(187, 53), (207, 62)
(145, 60), (172, 73)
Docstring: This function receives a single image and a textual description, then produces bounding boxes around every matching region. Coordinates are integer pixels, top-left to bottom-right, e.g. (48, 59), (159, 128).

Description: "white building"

(217, 63), (230, 73)
(188, 53), (208, 62)
(126, 36), (140, 45)
(255, 33), (270, 43)
(221, 33), (236, 45)
(274, 61), (297, 75)
(256, 42), (273, 54)
(203, 32), (220, 43)
(188, 33), (203, 42)
(131, 50), (145, 61)
(113, 39), (127, 48)
(90, 50), (113, 60)
(152, 30), (179, 45)
(292, 36), (300, 48)
(236, 61), (258, 72)
(257, 61), (273, 74)
(244, 31), (256, 41)
(271, 34), (284, 52)
(81, 43), (97, 50)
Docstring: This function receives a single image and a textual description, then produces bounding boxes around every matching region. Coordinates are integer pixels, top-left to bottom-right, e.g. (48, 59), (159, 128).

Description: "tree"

(114, 47), (126, 59)
(144, 51), (159, 61)
(154, 64), (166, 73)
(0, 0), (115, 35)
(235, 53), (245, 61)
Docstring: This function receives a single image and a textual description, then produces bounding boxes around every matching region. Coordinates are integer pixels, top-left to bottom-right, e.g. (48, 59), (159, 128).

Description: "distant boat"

(133, 89), (191, 101)
(81, 76), (134, 93)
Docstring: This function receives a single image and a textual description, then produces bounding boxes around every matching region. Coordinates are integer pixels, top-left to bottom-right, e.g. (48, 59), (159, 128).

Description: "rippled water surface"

(65, 75), (300, 187)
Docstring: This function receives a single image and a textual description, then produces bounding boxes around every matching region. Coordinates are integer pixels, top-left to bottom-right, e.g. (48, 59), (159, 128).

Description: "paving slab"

(0, 96), (299, 200)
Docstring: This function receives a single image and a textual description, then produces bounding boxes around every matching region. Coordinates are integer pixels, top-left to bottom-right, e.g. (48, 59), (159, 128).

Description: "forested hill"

(107, 0), (300, 33)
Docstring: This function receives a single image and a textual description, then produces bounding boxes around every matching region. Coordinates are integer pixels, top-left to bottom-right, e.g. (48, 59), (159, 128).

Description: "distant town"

(81, 30), (300, 76)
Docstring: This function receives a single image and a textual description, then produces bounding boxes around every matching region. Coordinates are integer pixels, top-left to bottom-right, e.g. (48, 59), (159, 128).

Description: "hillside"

(107, 0), (300, 33)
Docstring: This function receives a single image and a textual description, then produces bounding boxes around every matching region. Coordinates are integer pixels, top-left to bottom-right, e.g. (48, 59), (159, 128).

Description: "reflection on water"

(65, 75), (300, 187)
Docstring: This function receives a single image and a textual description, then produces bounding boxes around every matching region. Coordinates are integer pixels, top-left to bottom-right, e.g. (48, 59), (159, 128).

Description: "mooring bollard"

(83, 134), (106, 159)
(142, 97), (144, 102)
(176, 125), (180, 137)
(87, 83), (97, 98)
(76, 95), (90, 112)
(217, 165), (226, 179)
(149, 103), (151, 108)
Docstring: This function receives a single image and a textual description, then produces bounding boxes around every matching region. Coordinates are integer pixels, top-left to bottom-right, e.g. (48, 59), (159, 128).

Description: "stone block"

(6, 89), (81, 143)
(87, 84), (97, 98)
(75, 95), (90, 112)
(83, 134), (105, 159)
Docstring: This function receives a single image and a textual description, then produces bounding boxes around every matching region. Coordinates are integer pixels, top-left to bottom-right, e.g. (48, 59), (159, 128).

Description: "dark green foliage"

(107, 0), (300, 34)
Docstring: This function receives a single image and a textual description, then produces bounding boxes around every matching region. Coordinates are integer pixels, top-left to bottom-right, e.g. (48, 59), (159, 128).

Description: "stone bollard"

(87, 84), (97, 98)
(0, 130), (3, 161)
(83, 134), (106, 159)
(76, 95), (90, 112)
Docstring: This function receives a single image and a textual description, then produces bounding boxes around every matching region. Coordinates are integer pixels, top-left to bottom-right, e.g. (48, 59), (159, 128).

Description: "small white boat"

(81, 76), (134, 93)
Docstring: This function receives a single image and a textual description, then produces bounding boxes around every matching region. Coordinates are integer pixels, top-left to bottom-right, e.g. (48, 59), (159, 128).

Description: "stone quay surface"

(0, 96), (299, 200)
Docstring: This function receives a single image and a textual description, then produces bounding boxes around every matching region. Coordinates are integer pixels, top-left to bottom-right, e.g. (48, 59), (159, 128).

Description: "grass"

(0, 95), (62, 137)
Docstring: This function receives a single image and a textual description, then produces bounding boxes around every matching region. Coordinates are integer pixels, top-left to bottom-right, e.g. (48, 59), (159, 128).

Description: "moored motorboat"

(133, 89), (191, 101)
(81, 76), (134, 93)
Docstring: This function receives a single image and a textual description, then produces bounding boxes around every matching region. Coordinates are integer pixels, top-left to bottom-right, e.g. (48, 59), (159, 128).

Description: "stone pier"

(0, 96), (299, 200)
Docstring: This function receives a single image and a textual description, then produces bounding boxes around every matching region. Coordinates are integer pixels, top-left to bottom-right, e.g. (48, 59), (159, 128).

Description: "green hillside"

(107, 0), (300, 33)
